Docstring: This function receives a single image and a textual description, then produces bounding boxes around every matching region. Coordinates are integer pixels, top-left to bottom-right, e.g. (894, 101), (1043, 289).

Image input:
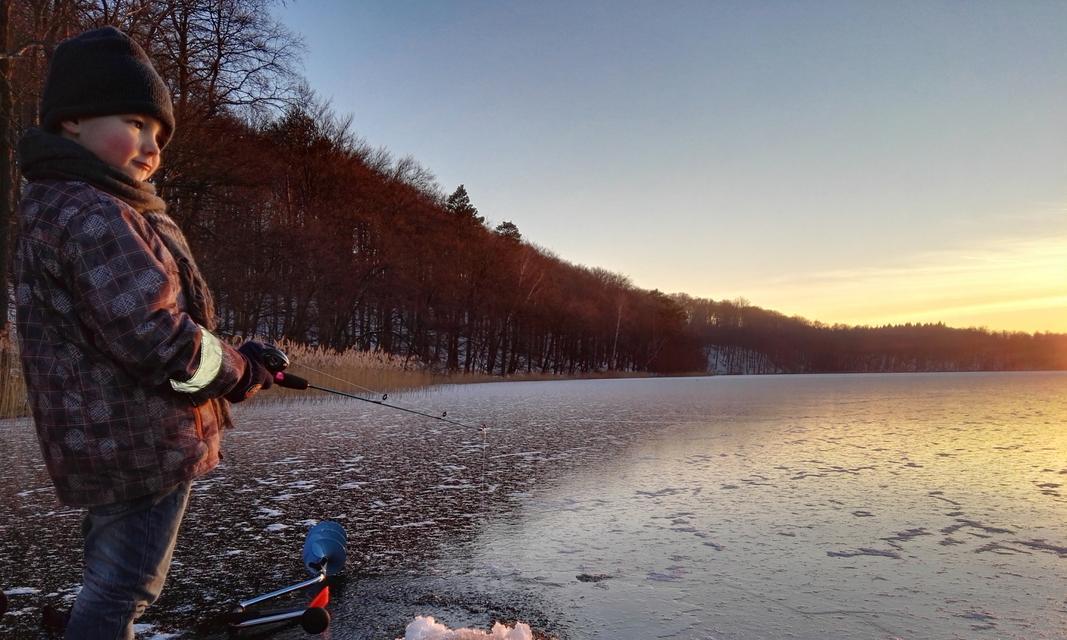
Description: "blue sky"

(274, 1), (1067, 332)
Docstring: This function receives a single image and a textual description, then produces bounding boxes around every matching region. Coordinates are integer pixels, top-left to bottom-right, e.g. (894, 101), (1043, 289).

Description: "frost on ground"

(401, 615), (533, 640)
(131, 623), (182, 639)
(3, 375), (1067, 639)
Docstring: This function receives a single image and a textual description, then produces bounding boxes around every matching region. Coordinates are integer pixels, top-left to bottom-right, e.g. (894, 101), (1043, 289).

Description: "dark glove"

(225, 341), (274, 403)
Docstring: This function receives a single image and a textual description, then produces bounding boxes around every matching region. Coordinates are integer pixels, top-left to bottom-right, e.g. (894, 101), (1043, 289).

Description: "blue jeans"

(66, 480), (192, 640)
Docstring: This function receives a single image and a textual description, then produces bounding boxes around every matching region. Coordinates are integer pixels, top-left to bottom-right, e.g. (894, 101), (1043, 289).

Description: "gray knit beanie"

(41, 26), (175, 147)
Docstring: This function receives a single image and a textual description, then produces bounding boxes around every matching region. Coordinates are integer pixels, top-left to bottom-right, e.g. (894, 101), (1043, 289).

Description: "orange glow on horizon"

(718, 235), (1067, 334)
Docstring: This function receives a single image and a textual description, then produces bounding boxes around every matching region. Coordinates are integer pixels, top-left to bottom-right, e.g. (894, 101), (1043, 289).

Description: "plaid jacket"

(15, 179), (245, 506)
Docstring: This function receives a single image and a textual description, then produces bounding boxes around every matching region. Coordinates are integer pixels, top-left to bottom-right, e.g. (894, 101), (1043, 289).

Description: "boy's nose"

(142, 132), (161, 156)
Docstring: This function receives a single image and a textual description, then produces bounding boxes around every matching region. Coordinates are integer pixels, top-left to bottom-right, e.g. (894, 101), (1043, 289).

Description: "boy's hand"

(225, 341), (274, 402)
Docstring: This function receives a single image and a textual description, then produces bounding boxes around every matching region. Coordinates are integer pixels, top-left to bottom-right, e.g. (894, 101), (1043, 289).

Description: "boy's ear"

(59, 119), (81, 136)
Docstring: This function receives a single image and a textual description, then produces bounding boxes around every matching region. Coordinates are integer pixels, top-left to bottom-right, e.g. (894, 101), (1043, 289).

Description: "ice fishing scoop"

(230, 521), (348, 634)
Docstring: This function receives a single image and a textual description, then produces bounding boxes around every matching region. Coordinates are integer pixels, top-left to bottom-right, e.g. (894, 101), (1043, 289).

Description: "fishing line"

(262, 347), (484, 431)
(289, 360), (390, 397)
(262, 346), (495, 509)
(277, 372), (485, 431)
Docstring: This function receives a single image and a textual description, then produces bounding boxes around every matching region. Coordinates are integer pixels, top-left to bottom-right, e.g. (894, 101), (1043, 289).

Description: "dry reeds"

(0, 333), (651, 418)
(253, 338), (440, 404)
(0, 335), (440, 418)
(0, 332), (27, 419)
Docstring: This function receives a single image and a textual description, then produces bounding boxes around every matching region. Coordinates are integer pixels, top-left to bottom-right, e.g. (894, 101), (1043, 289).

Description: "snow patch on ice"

(4, 606), (35, 617)
(400, 616), (533, 640)
(267, 456), (304, 465)
(3, 587), (40, 596)
(132, 622), (182, 638)
(390, 520), (436, 529)
(264, 523), (289, 532)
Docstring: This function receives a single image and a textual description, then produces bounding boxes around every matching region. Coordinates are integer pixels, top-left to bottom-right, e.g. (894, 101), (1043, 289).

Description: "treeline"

(0, 0), (701, 375)
(203, 106), (704, 374)
(675, 295), (1067, 373)
(1, 2), (1063, 378)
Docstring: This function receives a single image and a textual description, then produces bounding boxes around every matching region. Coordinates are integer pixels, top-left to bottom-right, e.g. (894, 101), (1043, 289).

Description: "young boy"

(14, 26), (274, 638)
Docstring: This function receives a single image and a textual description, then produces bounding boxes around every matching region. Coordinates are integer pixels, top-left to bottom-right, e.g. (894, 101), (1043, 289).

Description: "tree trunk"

(0, 0), (13, 330)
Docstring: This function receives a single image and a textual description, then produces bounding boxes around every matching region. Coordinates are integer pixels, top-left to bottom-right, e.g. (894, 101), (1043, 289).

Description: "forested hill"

(674, 295), (1067, 374)
(2, 2), (1063, 377)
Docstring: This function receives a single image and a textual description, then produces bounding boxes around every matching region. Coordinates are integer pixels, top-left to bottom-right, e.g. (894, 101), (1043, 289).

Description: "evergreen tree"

(495, 220), (521, 242)
(446, 184), (484, 224)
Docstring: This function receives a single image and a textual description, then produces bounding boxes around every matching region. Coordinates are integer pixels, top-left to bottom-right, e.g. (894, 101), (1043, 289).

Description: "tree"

(446, 184), (483, 224)
(494, 220), (520, 242)
(0, 0), (14, 330)
(0, 0), (301, 330)
(0, 0), (84, 330)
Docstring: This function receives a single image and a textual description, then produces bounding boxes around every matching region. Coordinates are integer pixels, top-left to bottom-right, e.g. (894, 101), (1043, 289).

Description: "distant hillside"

(674, 294), (1067, 374)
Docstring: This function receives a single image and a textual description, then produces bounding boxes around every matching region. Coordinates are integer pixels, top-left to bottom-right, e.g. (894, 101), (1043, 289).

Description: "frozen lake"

(2, 372), (1065, 639)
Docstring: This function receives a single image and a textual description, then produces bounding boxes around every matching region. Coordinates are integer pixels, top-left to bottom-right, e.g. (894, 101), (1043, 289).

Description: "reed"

(0, 332), (27, 419)
(0, 335), (652, 418)
(259, 339), (440, 404)
(0, 336), (438, 418)
(448, 369), (655, 385)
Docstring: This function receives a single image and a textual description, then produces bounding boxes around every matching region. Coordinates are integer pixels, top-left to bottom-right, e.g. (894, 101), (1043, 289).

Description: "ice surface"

(2, 373), (1066, 639)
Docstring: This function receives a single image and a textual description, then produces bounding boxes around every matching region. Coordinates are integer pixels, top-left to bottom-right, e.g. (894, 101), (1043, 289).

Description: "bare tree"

(0, 0), (86, 330)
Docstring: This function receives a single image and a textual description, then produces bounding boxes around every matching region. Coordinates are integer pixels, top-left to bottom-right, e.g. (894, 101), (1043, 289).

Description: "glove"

(225, 341), (274, 403)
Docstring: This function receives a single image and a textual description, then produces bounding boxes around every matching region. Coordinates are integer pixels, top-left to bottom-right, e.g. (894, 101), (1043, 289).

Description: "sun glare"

(742, 235), (1067, 333)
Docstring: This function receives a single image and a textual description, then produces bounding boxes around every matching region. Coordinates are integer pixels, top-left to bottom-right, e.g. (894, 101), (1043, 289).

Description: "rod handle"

(275, 371), (309, 390)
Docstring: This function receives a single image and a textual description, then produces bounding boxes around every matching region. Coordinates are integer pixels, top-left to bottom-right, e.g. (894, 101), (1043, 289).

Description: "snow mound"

(400, 615), (533, 640)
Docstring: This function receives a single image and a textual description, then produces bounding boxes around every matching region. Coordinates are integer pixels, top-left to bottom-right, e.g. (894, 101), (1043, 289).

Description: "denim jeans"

(66, 480), (192, 640)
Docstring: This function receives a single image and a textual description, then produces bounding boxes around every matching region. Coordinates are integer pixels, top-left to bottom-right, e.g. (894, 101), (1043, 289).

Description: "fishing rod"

(259, 346), (486, 432)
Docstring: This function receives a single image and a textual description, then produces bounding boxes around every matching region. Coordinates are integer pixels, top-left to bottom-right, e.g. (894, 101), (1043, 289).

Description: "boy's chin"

(122, 167), (152, 182)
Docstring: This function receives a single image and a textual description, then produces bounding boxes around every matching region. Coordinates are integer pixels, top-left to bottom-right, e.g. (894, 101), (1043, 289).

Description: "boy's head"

(41, 27), (174, 149)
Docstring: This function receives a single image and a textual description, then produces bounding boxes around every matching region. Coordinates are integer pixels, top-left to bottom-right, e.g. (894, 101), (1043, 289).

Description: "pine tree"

(446, 184), (484, 224)
(495, 220), (521, 242)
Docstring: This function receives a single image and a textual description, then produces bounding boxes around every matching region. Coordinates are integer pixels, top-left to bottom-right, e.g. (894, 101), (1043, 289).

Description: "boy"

(14, 26), (274, 639)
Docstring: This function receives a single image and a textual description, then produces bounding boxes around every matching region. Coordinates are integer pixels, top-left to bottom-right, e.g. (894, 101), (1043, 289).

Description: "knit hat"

(41, 27), (175, 147)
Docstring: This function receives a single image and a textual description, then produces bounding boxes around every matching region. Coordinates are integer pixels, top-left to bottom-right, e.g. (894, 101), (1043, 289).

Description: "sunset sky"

(275, 1), (1067, 333)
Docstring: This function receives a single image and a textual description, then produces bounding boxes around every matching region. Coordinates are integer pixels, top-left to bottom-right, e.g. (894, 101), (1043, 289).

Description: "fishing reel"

(255, 344), (311, 390)
(260, 345), (290, 374)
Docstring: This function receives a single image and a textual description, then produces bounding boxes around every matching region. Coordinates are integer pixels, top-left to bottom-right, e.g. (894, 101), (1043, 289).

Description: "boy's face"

(60, 114), (164, 182)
